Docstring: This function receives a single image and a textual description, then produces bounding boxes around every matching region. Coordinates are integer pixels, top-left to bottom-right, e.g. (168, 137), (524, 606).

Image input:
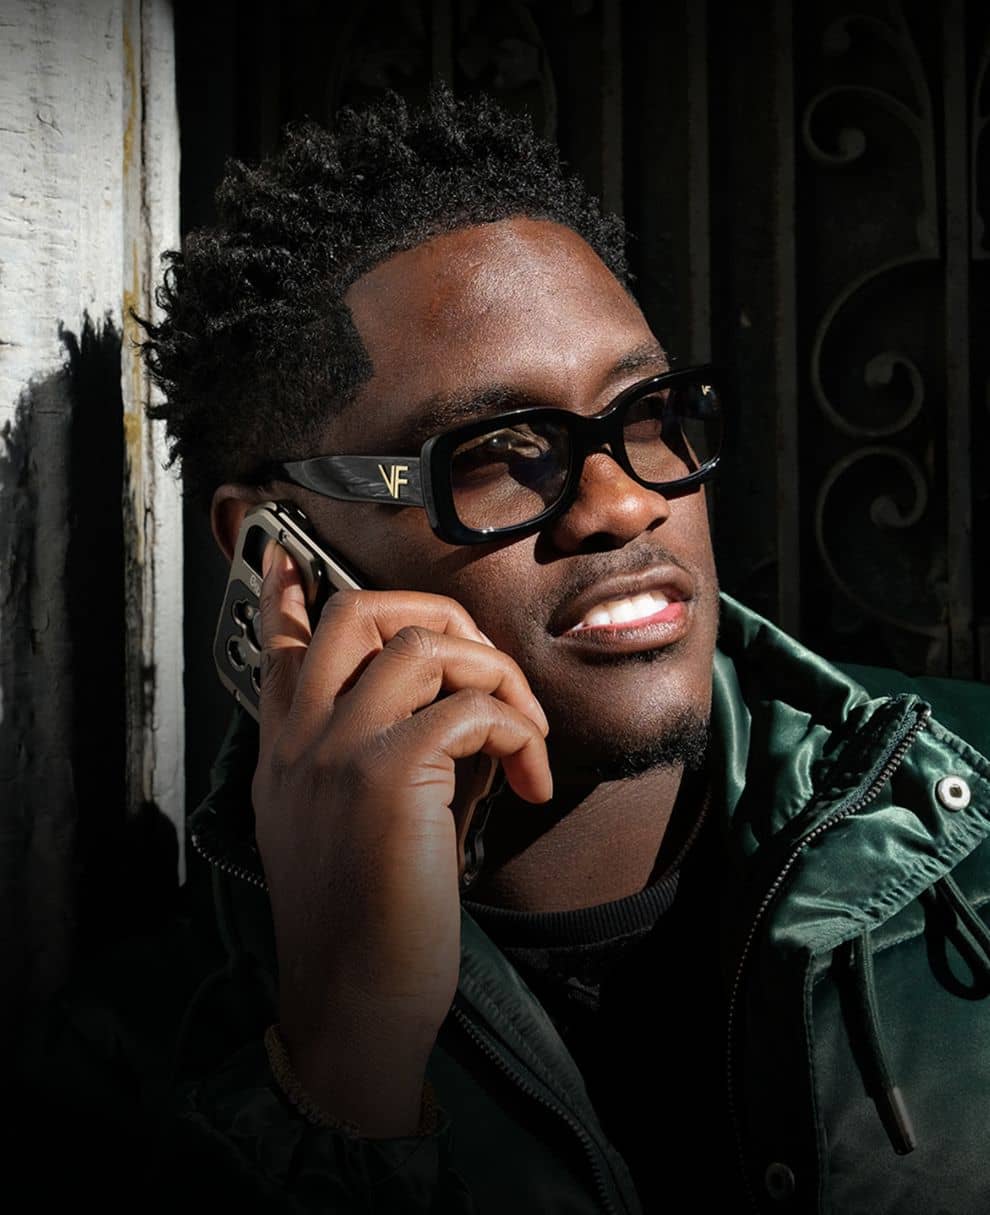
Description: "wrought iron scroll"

(801, 2), (947, 671)
(813, 445), (934, 631)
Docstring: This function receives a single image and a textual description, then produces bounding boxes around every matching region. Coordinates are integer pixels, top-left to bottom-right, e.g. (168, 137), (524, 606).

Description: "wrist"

(267, 1021), (438, 1139)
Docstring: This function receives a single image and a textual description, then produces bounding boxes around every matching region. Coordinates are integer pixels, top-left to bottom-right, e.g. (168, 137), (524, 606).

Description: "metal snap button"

(936, 776), (971, 811)
(764, 1161), (796, 1201)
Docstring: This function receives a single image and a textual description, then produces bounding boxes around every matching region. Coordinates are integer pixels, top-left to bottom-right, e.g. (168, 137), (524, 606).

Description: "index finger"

(257, 541), (311, 756)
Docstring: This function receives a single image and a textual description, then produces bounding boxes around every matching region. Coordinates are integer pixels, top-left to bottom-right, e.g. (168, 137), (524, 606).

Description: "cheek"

(313, 501), (428, 588)
(322, 505), (504, 625)
(677, 488), (716, 570)
(429, 549), (522, 625)
(409, 542), (539, 647)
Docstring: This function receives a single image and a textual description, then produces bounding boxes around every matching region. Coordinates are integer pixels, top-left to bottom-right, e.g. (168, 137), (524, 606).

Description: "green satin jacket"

(37, 593), (990, 1213)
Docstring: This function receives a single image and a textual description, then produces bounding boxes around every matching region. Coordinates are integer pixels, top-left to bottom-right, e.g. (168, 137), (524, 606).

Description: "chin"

(539, 632), (711, 765)
(547, 702), (711, 782)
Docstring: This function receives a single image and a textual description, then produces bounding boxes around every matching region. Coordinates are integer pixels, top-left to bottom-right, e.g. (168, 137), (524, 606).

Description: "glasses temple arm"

(276, 456), (425, 507)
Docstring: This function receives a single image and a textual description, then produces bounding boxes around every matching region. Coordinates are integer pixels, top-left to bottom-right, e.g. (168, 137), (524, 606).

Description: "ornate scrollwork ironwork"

(814, 446), (943, 639)
(801, 11), (937, 253)
(809, 277), (928, 440)
(802, 5), (938, 437)
(801, 2), (946, 665)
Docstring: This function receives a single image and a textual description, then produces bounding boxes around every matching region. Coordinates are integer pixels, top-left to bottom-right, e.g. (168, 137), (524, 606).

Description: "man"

(130, 88), (990, 1212)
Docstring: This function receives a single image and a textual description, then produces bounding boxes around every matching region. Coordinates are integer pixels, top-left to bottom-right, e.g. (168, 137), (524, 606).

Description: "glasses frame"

(270, 363), (724, 546)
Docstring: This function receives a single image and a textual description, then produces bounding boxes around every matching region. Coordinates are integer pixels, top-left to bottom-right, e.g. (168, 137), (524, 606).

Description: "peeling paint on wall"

(0, 0), (183, 1028)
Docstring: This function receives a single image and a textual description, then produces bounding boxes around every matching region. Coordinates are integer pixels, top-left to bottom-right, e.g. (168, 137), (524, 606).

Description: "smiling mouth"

(565, 588), (683, 634)
(547, 560), (696, 656)
(552, 584), (692, 659)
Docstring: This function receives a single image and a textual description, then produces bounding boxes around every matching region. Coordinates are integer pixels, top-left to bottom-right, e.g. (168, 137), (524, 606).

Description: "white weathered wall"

(0, 0), (182, 1022)
(120, 0), (184, 855)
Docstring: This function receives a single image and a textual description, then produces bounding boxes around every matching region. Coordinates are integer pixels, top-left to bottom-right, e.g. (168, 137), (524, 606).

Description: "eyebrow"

(388, 340), (671, 451)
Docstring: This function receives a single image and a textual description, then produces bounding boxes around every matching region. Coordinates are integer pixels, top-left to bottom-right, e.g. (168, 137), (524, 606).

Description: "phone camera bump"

(232, 599), (263, 651)
(232, 598), (255, 627)
(226, 636), (248, 671)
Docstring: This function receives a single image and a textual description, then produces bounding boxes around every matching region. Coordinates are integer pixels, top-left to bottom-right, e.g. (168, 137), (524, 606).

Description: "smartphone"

(213, 500), (500, 886)
(213, 500), (362, 721)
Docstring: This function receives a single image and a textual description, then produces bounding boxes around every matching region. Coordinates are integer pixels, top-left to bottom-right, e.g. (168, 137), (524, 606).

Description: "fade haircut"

(139, 86), (629, 509)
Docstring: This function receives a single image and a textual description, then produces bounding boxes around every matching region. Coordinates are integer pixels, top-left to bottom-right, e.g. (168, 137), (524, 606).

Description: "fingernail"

(534, 703), (550, 736)
(477, 630), (496, 648)
(262, 539), (277, 577)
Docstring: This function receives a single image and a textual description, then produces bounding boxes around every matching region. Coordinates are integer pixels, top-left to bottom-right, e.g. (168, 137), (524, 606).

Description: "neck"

(464, 763), (703, 913)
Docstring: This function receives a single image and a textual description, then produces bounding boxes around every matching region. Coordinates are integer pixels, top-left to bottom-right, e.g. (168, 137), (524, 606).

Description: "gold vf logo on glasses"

(378, 463), (410, 499)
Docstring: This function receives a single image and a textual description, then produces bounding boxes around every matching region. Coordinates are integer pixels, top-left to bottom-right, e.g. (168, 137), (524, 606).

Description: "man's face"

(293, 217), (719, 779)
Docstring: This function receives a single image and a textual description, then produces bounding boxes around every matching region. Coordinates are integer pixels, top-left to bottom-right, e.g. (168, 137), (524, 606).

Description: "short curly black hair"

(139, 86), (629, 509)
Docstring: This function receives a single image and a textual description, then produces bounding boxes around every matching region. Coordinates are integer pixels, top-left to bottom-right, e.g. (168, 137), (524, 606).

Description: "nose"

(545, 449), (671, 554)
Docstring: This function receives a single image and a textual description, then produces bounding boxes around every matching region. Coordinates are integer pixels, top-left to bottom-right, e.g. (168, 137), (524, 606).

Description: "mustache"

(547, 543), (699, 609)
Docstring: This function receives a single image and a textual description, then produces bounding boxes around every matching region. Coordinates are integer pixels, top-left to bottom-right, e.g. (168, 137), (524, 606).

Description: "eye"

(456, 427), (551, 464)
(623, 393), (667, 443)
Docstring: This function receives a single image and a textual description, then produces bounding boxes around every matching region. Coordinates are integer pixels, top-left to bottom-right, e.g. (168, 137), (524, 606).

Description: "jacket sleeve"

(20, 940), (478, 1213)
(161, 1040), (478, 1214)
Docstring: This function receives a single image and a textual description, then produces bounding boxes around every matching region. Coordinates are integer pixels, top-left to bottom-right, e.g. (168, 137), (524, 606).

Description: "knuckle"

(453, 686), (496, 720)
(494, 649), (526, 684)
(441, 597), (472, 625)
(258, 566), (279, 615)
(332, 749), (381, 802)
(320, 586), (365, 621)
(260, 646), (286, 688)
(390, 625), (440, 660)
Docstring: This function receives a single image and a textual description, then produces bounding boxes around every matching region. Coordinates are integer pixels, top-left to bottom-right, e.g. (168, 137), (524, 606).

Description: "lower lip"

(558, 600), (690, 653)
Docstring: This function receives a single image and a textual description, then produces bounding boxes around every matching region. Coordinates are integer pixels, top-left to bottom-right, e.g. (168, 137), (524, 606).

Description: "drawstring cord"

(928, 875), (990, 995)
(848, 878), (990, 1157)
(849, 929), (917, 1156)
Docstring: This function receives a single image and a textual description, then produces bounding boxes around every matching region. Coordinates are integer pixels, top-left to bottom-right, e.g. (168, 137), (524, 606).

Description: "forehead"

(333, 217), (657, 447)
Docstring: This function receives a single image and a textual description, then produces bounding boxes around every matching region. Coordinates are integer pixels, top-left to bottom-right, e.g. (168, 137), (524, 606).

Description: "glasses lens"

(449, 419), (571, 531)
(621, 378), (722, 484)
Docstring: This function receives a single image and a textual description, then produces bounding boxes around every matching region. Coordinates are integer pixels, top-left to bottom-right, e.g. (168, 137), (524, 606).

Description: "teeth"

(583, 606), (613, 627)
(610, 599), (640, 624)
(570, 590), (672, 632)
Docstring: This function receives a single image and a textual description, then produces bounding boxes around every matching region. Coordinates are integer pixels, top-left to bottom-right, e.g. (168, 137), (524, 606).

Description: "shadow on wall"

(0, 313), (179, 1036)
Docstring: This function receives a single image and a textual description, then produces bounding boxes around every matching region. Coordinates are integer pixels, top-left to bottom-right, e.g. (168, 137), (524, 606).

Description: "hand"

(252, 543), (551, 1135)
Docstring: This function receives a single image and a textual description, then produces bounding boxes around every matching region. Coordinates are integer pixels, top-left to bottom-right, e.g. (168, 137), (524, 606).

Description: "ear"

(210, 484), (270, 563)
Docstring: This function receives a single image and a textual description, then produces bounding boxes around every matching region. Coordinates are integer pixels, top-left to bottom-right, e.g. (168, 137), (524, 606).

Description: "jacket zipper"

(190, 828), (268, 890)
(724, 699), (931, 1212)
(451, 1003), (622, 1215)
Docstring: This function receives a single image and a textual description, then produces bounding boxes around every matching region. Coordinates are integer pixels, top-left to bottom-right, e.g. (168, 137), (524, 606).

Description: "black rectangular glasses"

(269, 364), (724, 545)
